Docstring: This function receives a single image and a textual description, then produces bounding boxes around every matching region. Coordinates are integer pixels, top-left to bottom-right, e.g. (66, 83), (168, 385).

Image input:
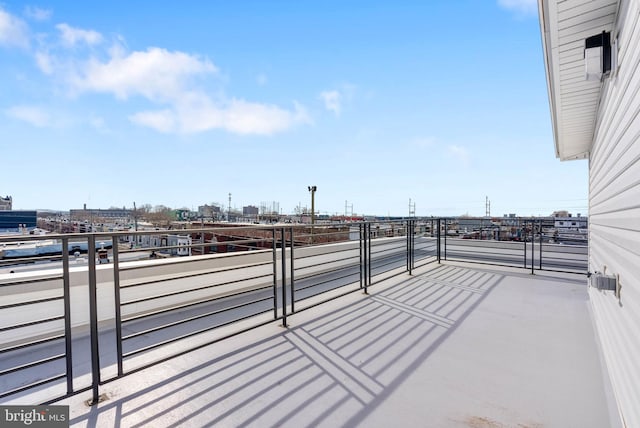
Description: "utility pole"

(344, 200), (353, 217)
(228, 193), (232, 222)
(133, 201), (138, 231)
(485, 196), (491, 217)
(409, 198), (416, 217)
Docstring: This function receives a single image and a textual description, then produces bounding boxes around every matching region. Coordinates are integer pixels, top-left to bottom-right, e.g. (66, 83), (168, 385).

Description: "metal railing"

(0, 217), (587, 405)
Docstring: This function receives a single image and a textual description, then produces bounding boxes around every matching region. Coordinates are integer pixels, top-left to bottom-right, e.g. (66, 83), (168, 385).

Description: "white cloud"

(5, 105), (51, 127)
(223, 99), (309, 135)
(129, 109), (176, 133)
(320, 90), (342, 116)
(13, 20), (306, 136)
(497, 0), (537, 16)
(130, 98), (310, 135)
(320, 84), (356, 116)
(0, 7), (30, 48)
(68, 46), (307, 135)
(56, 23), (103, 47)
(24, 6), (52, 21)
(35, 51), (53, 74)
(71, 47), (217, 100)
(447, 145), (471, 166)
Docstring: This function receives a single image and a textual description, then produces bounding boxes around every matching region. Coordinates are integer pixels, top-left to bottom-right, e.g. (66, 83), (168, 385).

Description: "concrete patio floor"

(55, 262), (620, 427)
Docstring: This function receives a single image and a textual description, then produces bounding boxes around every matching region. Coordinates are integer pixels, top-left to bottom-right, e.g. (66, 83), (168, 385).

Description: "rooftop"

(539, 0), (618, 160)
(44, 262), (616, 427)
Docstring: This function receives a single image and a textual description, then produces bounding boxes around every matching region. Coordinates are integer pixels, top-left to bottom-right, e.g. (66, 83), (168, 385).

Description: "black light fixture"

(585, 31), (611, 81)
(307, 186), (317, 225)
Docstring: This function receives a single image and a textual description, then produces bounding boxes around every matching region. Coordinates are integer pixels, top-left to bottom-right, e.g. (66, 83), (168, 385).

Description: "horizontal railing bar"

(0, 315), (65, 333)
(293, 232), (355, 241)
(0, 296), (63, 310)
(121, 273), (273, 306)
(124, 238), (275, 254)
(122, 308), (272, 359)
(0, 255), (64, 265)
(0, 275), (63, 287)
(122, 284), (273, 324)
(109, 316), (276, 382)
(0, 374), (67, 401)
(292, 256), (360, 272)
(370, 258), (404, 272)
(293, 261), (358, 280)
(369, 246), (406, 256)
(123, 295), (273, 341)
(0, 354), (65, 377)
(0, 334), (64, 355)
(118, 250), (271, 272)
(445, 249), (526, 259)
(205, 235), (275, 245)
(294, 270), (359, 293)
(369, 250), (406, 262)
(292, 246), (360, 261)
(444, 258), (524, 269)
(121, 261), (272, 289)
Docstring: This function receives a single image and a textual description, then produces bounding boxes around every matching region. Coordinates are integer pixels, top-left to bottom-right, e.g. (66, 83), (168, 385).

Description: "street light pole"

(307, 186), (317, 224)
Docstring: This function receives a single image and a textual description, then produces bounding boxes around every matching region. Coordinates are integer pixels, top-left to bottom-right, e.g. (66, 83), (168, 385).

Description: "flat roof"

(24, 262), (618, 427)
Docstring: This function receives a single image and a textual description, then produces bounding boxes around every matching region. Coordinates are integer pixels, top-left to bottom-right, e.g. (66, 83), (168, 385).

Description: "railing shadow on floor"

(68, 265), (504, 427)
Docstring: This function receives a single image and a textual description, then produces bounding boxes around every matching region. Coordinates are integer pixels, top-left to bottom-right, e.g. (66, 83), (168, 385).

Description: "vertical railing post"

(410, 220), (415, 273)
(406, 220), (411, 274)
(359, 223), (364, 290)
(364, 222), (370, 294)
(437, 219), (441, 263)
(410, 220), (415, 272)
(289, 226), (295, 314)
(539, 219), (543, 270)
(367, 223), (372, 290)
(112, 234), (124, 377)
(523, 221), (527, 269)
(444, 219), (447, 260)
(87, 234), (101, 405)
(62, 237), (73, 395)
(281, 228), (287, 327)
(531, 220), (535, 275)
(272, 228), (278, 320)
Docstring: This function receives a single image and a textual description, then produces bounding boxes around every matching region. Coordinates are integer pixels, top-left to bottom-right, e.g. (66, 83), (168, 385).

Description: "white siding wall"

(589, 1), (640, 426)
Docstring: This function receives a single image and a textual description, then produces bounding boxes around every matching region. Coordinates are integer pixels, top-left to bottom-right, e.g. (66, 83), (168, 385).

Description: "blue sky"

(0, 0), (588, 217)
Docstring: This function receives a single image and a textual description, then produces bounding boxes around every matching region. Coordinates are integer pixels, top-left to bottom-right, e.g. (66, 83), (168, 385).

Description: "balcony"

(0, 219), (618, 427)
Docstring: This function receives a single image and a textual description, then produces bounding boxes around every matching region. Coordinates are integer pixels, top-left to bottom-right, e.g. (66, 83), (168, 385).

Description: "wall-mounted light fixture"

(585, 31), (611, 81)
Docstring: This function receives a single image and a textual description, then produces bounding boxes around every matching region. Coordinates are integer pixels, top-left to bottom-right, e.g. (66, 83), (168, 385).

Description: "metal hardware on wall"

(585, 31), (611, 81)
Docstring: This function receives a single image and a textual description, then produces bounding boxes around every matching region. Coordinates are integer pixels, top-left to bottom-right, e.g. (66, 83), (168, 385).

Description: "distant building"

(243, 205), (259, 216)
(173, 209), (192, 220)
(70, 208), (132, 220)
(0, 195), (12, 211)
(554, 214), (587, 231)
(0, 210), (37, 231)
(198, 204), (221, 218)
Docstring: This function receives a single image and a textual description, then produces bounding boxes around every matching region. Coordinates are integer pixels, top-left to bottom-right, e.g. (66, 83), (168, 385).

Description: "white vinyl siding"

(589, 1), (640, 426)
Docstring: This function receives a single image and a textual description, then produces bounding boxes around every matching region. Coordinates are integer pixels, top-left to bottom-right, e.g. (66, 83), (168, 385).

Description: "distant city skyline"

(0, 0), (587, 217)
